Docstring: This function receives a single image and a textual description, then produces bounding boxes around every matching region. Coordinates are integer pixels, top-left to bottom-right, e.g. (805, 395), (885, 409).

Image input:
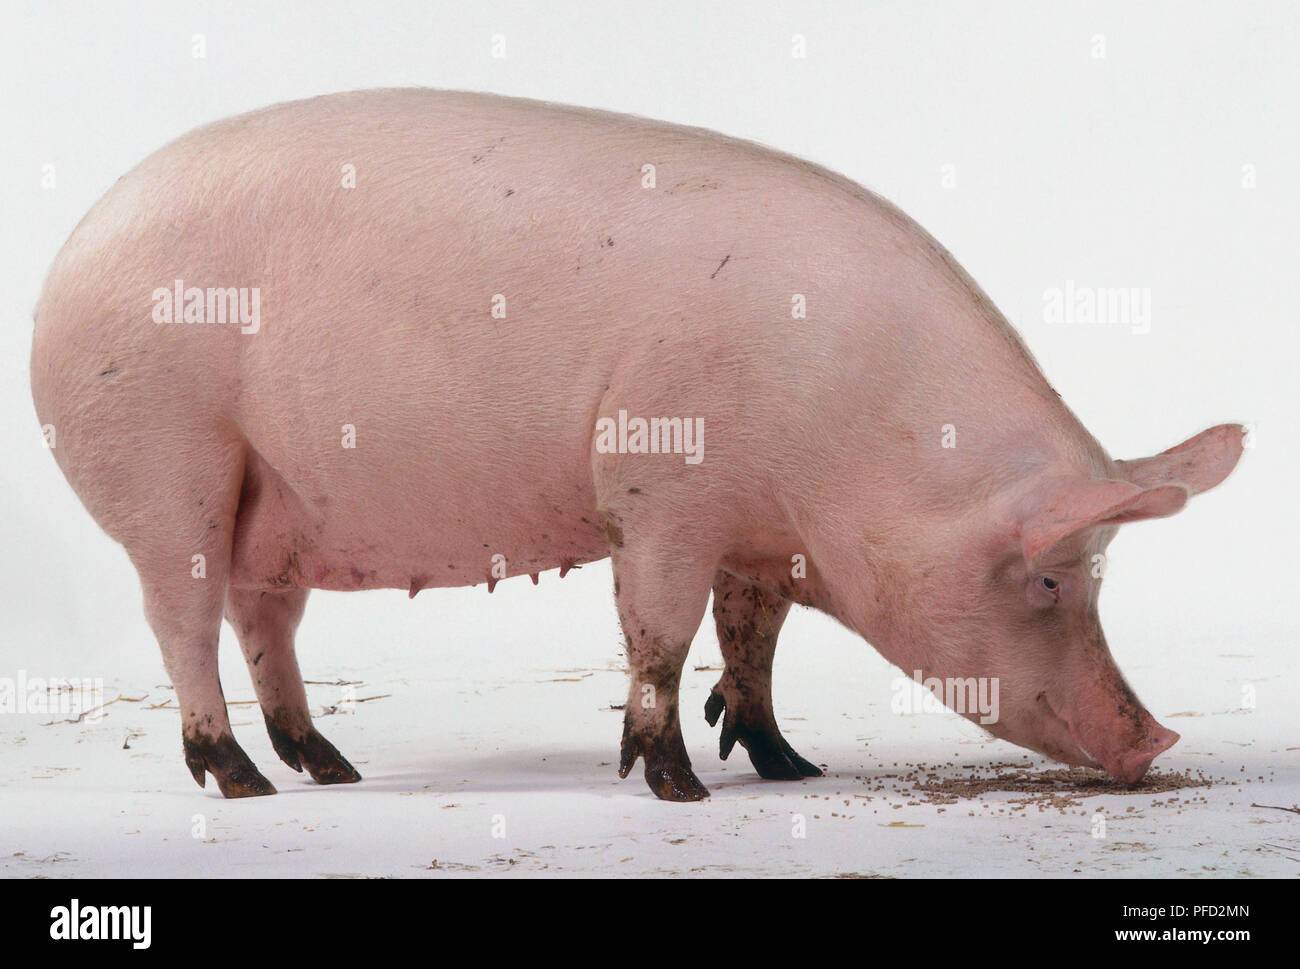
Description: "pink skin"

(30, 89), (1244, 799)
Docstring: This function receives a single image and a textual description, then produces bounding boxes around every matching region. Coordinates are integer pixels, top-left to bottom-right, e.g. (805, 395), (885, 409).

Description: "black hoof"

(265, 714), (362, 785)
(705, 688), (822, 780)
(183, 732), (277, 798)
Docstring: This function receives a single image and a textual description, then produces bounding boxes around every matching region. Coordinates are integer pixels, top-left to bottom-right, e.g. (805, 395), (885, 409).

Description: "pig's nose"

(1114, 724), (1180, 785)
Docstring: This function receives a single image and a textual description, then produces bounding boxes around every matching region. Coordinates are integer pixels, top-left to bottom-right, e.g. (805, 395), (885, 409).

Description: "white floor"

(2, 565), (1295, 878)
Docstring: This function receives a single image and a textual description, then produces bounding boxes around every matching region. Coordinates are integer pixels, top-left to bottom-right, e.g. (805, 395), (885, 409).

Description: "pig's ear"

(1020, 479), (1188, 568)
(1114, 424), (1246, 496)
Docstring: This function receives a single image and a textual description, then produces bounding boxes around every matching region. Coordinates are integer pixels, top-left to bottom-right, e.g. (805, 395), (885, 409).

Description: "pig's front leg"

(705, 571), (822, 779)
(224, 588), (361, 785)
(608, 522), (715, 801)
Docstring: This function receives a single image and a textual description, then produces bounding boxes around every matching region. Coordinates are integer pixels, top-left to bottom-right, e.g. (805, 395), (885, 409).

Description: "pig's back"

(34, 89), (1039, 592)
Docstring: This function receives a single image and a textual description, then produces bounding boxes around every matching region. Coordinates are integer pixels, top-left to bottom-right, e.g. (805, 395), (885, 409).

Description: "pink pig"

(31, 89), (1244, 800)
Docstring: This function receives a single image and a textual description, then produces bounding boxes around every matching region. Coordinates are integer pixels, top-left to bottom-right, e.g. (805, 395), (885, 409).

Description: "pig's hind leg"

(127, 446), (276, 797)
(224, 587), (361, 785)
(705, 571), (822, 779)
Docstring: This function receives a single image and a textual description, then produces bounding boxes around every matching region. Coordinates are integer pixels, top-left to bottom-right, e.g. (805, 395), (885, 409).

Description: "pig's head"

(905, 424), (1244, 785)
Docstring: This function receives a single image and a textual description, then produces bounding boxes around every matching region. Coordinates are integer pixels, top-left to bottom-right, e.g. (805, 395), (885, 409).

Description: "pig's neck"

(781, 217), (1118, 665)
(802, 373), (1111, 672)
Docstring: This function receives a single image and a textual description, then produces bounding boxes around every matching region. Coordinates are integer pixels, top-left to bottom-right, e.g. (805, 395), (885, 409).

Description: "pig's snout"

(1031, 688), (1180, 784)
(1104, 722), (1180, 785)
(1073, 708), (1180, 785)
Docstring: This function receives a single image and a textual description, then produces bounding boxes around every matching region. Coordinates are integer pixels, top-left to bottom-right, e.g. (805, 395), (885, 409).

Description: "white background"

(1, 1), (1295, 876)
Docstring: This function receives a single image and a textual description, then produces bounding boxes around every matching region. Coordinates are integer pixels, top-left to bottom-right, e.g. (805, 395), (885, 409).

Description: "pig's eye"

(1038, 576), (1061, 599)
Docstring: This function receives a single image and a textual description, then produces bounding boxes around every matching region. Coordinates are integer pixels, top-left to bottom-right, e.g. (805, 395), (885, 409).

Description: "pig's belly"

(226, 444), (610, 593)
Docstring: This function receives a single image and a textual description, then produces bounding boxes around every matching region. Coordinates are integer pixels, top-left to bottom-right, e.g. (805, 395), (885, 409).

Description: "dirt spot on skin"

(603, 519), (624, 548)
(471, 136), (506, 165)
(710, 254), (731, 279)
(666, 179), (720, 195)
(269, 549), (306, 588)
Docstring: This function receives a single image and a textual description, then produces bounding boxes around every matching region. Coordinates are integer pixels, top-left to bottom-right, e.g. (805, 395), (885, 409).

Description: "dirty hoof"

(618, 720), (710, 801)
(183, 733), (277, 798)
(705, 688), (822, 780)
(645, 762), (710, 801)
(265, 716), (362, 785)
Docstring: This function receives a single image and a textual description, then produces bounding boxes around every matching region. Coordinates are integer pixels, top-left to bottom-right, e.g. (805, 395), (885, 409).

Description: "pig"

(30, 88), (1244, 801)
